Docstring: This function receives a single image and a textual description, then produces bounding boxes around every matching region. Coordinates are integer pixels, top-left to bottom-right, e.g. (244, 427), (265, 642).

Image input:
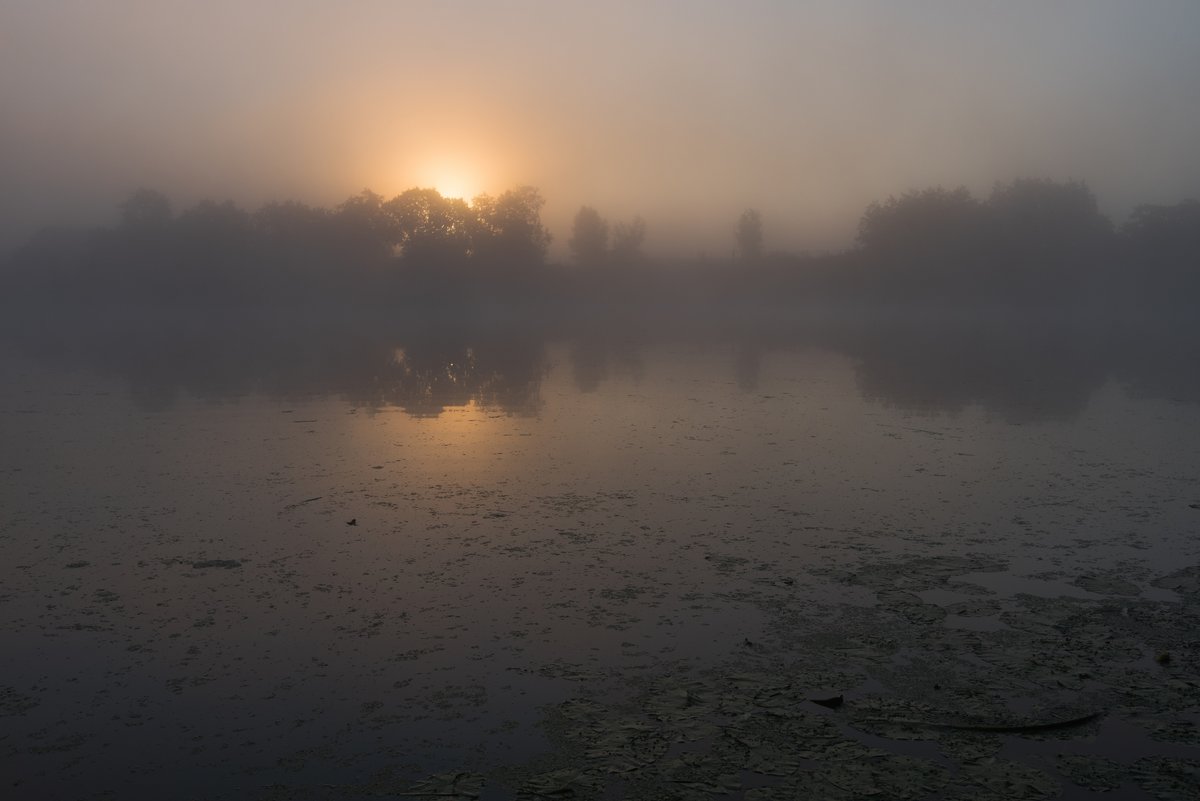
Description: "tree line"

(3, 178), (1198, 310)
(850, 180), (1200, 305)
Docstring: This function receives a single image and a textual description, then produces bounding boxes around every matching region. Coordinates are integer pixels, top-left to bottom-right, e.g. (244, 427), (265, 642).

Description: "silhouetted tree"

(175, 200), (252, 250)
(1121, 199), (1200, 300)
(251, 201), (337, 294)
(111, 190), (176, 294)
(470, 186), (552, 266)
(735, 209), (763, 261)
(1123, 199), (1200, 262)
(120, 189), (172, 230)
(254, 201), (330, 241)
(569, 206), (609, 267)
(851, 186), (993, 299)
(856, 187), (982, 259)
(610, 215), (646, 264)
(386, 188), (472, 265)
(172, 200), (255, 285)
(984, 179), (1114, 300)
(332, 189), (399, 262)
(987, 179), (1112, 260)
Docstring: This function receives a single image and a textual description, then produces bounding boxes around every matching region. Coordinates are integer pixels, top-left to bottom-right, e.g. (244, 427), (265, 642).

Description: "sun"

(385, 143), (503, 202)
(433, 177), (473, 201)
(413, 160), (482, 201)
(383, 138), (503, 201)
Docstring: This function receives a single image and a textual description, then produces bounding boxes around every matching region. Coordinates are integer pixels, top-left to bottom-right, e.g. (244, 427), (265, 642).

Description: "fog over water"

(4, 4), (1200, 801)
(4, 311), (1200, 800)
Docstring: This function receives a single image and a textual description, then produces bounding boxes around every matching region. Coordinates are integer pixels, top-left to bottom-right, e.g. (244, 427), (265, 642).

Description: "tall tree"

(987, 178), (1113, 260)
(856, 187), (981, 259)
(568, 206), (609, 266)
(471, 186), (552, 265)
(611, 215), (646, 264)
(735, 209), (763, 261)
(1123, 199), (1200, 261)
(386, 188), (471, 265)
(334, 189), (399, 261)
(120, 189), (172, 230)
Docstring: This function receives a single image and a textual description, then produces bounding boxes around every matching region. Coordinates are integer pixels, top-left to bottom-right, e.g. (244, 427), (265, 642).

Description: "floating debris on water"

(190, 559), (241, 569)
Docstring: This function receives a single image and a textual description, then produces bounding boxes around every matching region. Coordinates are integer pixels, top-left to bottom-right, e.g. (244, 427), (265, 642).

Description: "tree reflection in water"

(2, 309), (1198, 422)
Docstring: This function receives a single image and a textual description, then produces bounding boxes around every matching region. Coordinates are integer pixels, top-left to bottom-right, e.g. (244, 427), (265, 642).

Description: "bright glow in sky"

(2, 0), (1199, 257)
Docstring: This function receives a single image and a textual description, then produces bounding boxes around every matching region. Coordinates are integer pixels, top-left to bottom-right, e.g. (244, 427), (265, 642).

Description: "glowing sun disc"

(417, 164), (478, 200)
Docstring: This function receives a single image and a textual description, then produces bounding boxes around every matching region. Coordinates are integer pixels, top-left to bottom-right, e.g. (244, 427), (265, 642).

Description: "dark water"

(2, 312), (1199, 800)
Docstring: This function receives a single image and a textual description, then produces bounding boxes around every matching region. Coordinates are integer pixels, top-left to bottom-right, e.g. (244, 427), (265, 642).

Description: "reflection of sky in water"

(2, 331), (1199, 799)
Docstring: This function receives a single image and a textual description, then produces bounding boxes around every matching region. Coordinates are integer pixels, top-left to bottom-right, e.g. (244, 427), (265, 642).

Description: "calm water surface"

(2, 318), (1199, 800)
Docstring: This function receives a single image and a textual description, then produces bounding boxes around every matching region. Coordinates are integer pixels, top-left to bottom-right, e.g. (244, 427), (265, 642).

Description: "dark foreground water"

(2, 312), (1199, 800)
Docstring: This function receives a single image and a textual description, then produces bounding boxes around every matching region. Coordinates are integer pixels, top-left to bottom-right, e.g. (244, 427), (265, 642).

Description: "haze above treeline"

(2, 2), (1199, 259)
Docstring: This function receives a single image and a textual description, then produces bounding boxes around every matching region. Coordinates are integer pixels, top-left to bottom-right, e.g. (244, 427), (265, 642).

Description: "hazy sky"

(3, 0), (1199, 257)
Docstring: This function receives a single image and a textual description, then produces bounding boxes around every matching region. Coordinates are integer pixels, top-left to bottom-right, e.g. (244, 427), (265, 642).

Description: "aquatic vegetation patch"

(402, 555), (1200, 799)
